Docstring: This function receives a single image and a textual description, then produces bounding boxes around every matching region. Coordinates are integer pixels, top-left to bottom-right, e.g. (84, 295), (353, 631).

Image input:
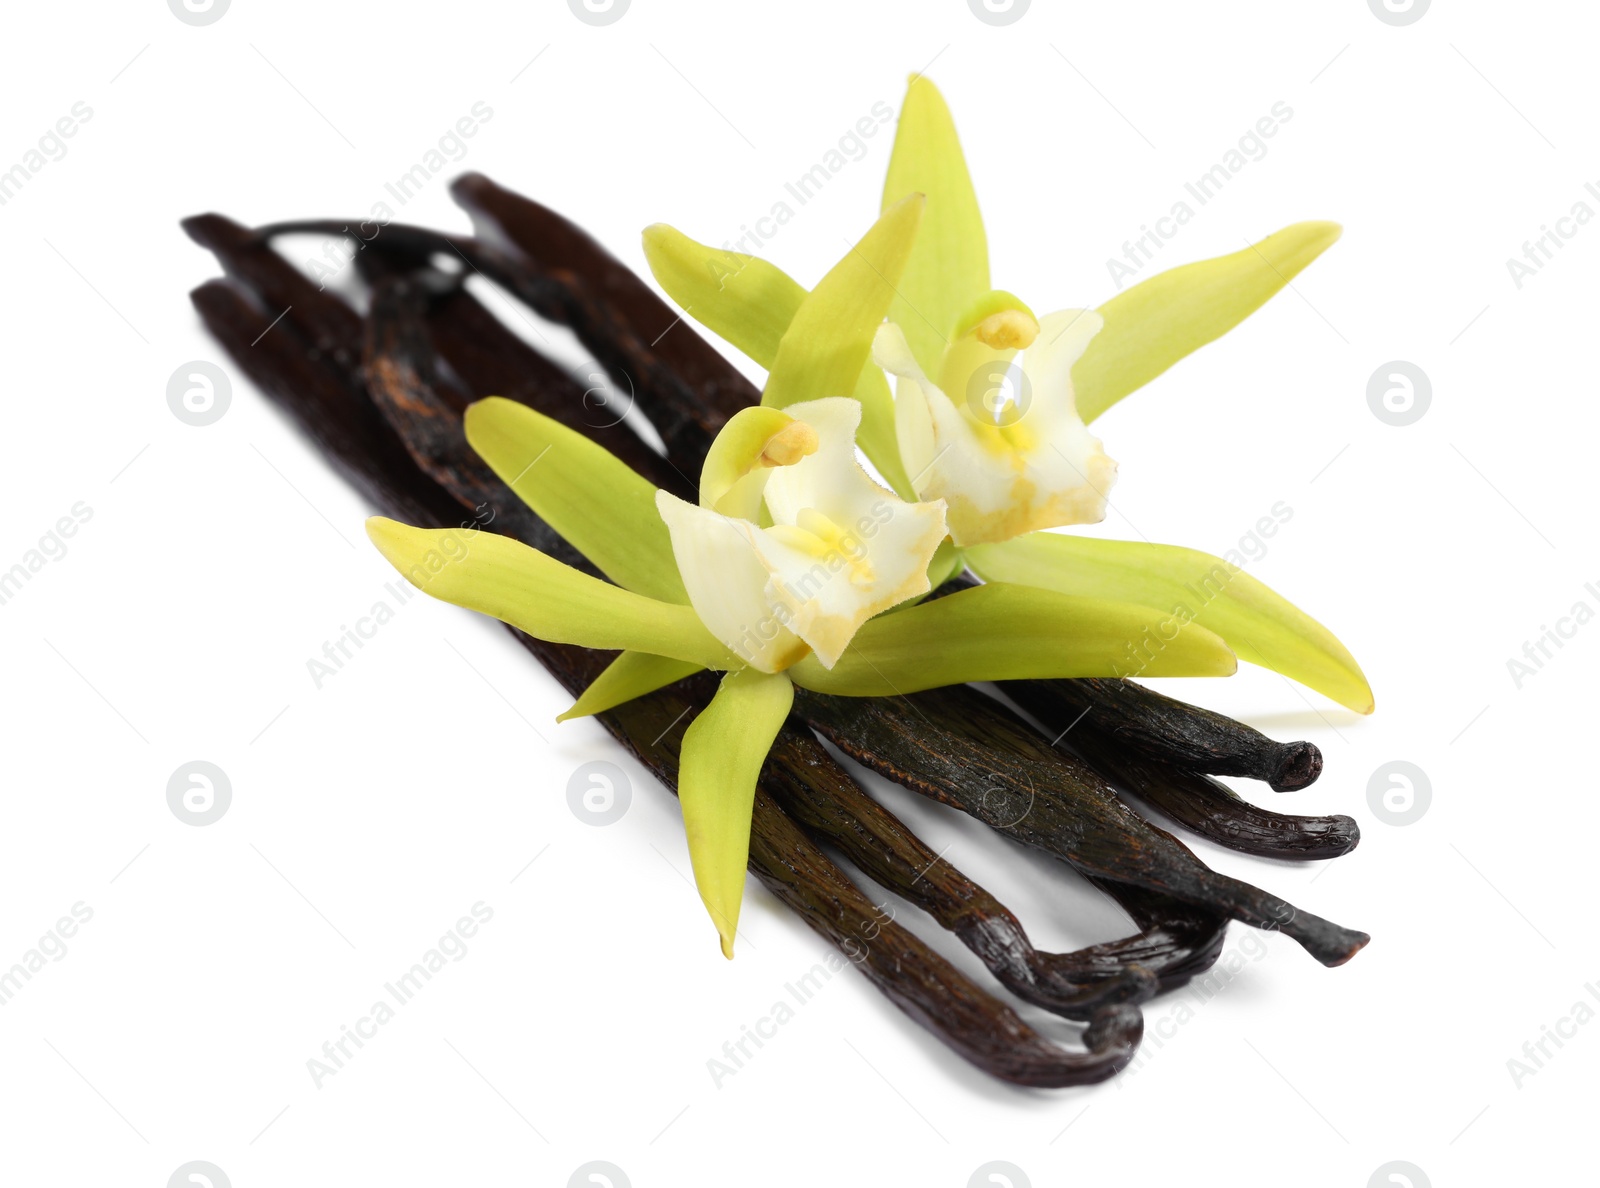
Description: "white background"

(1, 1), (1593, 1185)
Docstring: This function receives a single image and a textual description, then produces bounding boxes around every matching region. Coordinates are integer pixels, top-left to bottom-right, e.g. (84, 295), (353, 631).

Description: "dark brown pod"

(184, 183), (1370, 1083)
(451, 170), (758, 421)
(257, 214), (730, 473)
(1007, 675), (1323, 792)
(1069, 744), (1357, 862)
(796, 686), (1368, 967)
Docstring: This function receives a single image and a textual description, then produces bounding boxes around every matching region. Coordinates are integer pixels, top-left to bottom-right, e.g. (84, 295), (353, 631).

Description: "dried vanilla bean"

(1004, 683), (1358, 860)
(608, 678), (1144, 1088)
(359, 257), (690, 496)
(1007, 675), (1323, 792)
(186, 187), (1370, 1082)
(257, 214), (729, 473)
(1066, 745), (1357, 861)
(797, 687), (1368, 967)
(899, 585), (1351, 859)
(452, 171), (759, 420)
(762, 757), (1155, 1019)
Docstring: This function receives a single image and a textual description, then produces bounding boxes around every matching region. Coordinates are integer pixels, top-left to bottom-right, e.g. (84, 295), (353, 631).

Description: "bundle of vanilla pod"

(184, 89), (1370, 1085)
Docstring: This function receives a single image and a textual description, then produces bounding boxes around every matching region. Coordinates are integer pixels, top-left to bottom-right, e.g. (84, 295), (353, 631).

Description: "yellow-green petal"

(641, 224), (803, 366)
(789, 582), (1236, 696)
(366, 518), (733, 669)
(1074, 221), (1343, 425)
(464, 397), (687, 604)
(965, 532), (1373, 713)
(762, 194), (923, 411)
(641, 223), (917, 500)
(558, 651), (704, 722)
(882, 74), (989, 377)
(678, 667), (794, 958)
(758, 196), (923, 500)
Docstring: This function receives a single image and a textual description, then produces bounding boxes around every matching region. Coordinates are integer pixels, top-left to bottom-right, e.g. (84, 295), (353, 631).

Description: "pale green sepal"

(965, 532), (1373, 713)
(678, 667), (795, 959)
(641, 224), (804, 366)
(464, 397), (687, 604)
(1074, 221), (1343, 424)
(558, 651), (704, 722)
(882, 74), (990, 376)
(790, 582), (1236, 696)
(762, 194), (924, 411)
(641, 223), (917, 500)
(760, 196), (924, 502)
(365, 518), (734, 670)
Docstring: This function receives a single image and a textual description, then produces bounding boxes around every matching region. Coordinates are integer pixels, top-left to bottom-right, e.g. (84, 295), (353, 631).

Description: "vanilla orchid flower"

(365, 206), (1235, 962)
(365, 390), (947, 964)
(641, 74), (1375, 715)
(658, 396), (947, 672)
(871, 303), (1114, 547)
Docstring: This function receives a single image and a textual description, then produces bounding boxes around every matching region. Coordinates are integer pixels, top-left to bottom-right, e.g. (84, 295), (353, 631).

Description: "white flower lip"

(873, 310), (1117, 547)
(658, 397), (948, 672)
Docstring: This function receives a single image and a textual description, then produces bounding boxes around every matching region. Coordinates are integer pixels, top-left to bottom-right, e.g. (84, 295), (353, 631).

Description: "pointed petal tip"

(719, 930), (736, 960)
(1200, 632), (1239, 677)
(1272, 220), (1344, 263)
(461, 395), (514, 444)
(364, 515), (403, 551)
(885, 190), (927, 217)
(1334, 666), (1375, 714)
(363, 518), (430, 591)
(463, 393), (512, 419)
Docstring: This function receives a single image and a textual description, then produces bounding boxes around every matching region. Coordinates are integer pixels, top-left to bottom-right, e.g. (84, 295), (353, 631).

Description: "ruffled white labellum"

(873, 310), (1117, 547)
(656, 397), (948, 673)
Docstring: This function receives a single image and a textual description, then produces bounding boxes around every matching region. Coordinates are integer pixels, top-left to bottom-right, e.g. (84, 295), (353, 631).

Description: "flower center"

(972, 308), (1039, 351)
(769, 507), (876, 589)
(759, 420), (819, 468)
